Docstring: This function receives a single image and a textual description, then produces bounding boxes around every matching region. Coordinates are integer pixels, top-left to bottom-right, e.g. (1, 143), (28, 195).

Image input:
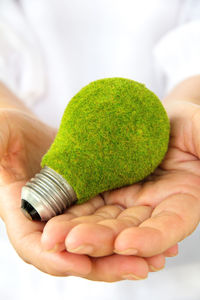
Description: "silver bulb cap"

(21, 166), (77, 221)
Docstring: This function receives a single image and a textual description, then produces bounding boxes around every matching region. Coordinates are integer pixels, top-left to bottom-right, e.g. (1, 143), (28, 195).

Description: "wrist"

(163, 75), (200, 106)
(0, 82), (32, 114)
(163, 100), (200, 126)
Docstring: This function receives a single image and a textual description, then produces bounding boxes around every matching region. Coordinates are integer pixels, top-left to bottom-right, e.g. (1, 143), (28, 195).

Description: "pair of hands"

(0, 100), (200, 282)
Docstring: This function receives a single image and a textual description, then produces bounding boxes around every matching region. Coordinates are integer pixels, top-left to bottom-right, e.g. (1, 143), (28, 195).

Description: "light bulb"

(21, 78), (170, 221)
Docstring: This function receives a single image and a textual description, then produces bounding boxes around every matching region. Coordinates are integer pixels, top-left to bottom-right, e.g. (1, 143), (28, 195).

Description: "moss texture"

(42, 78), (170, 204)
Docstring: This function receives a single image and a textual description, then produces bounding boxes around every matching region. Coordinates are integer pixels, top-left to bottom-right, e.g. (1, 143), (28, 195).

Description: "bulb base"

(21, 166), (77, 221)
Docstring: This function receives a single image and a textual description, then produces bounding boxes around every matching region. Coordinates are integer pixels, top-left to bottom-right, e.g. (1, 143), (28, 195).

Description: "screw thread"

(21, 166), (77, 221)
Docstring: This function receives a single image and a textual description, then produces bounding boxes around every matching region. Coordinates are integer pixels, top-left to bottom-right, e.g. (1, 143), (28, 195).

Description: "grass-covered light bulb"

(21, 77), (170, 221)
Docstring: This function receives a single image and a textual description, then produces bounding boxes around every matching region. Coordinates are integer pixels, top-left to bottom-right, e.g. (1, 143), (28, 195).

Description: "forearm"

(0, 82), (33, 114)
(163, 75), (200, 105)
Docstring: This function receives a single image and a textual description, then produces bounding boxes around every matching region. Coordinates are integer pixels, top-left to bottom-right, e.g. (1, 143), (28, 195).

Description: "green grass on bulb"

(41, 77), (170, 204)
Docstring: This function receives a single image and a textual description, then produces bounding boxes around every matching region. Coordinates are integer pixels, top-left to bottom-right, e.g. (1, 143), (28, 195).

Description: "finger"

(65, 206), (152, 257)
(42, 204), (122, 252)
(19, 232), (92, 276)
(41, 195), (104, 251)
(87, 254), (149, 282)
(103, 172), (200, 209)
(102, 183), (142, 208)
(164, 244), (179, 257)
(114, 194), (200, 257)
(146, 254), (165, 272)
(87, 253), (165, 282)
(66, 195), (105, 217)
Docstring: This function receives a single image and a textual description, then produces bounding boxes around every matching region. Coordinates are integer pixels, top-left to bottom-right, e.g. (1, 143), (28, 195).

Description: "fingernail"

(149, 265), (165, 272)
(46, 242), (65, 253)
(67, 244), (94, 254)
(114, 248), (138, 255)
(121, 273), (147, 280)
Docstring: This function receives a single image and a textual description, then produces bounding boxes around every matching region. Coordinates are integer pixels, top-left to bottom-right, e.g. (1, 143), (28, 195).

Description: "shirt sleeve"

(154, 20), (200, 94)
(0, 0), (46, 106)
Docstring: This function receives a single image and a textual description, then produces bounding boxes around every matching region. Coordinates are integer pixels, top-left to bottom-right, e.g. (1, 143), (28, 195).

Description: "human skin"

(41, 76), (200, 272)
(0, 82), (169, 281)
(1, 76), (200, 281)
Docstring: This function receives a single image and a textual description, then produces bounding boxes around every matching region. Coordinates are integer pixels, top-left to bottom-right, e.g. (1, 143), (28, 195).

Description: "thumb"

(0, 109), (30, 184)
(164, 101), (200, 157)
(0, 110), (10, 159)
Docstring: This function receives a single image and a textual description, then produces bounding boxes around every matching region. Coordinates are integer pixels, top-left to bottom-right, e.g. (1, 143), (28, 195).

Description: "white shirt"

(0, 0), (181, 127)
(0, 1), (200, 299)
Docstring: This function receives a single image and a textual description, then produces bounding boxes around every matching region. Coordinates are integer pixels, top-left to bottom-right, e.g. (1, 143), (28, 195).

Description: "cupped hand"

(0, 109), (91, 277)
(42, 100), (200, 262)
(0, 108), (167, 282)
(112, 100), (200, 257)
(43, 195), (172, 281)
